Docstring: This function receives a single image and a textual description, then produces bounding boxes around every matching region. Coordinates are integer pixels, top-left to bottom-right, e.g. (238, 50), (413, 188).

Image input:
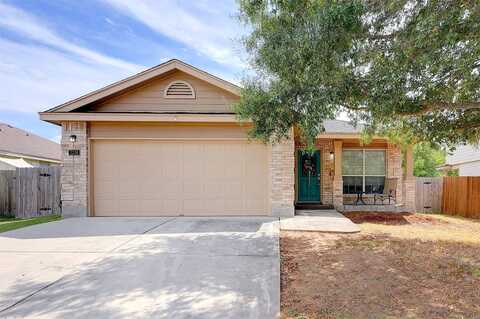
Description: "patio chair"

(374, 178), (398, 205)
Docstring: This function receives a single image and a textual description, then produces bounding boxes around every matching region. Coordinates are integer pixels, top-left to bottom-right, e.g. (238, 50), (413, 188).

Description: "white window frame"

(342, 149), (386, 193)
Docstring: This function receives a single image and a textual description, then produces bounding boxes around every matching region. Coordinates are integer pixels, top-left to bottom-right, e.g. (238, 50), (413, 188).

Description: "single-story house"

(40, 59), (416, 217)
(0, 122), (61, 170)
(438, 144), (480, 176)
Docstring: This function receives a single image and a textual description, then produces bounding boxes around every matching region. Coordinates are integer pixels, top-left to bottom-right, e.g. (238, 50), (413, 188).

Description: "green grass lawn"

(0, 215), (61, 233)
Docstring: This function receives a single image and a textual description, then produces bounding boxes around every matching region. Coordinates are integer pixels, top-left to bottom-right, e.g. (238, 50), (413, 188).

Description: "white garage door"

(92, 140), (269, 216)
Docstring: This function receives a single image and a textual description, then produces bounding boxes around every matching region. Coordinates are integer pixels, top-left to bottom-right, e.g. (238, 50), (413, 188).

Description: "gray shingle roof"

(322, 120), (363, 134)
(0, 123), (61, 161)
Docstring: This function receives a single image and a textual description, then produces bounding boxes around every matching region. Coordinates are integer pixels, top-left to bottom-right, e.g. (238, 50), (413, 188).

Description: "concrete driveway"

(0, 217), (279, 319)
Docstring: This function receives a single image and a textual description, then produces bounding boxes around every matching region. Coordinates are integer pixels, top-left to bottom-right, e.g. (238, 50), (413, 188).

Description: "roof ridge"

(43, 58), (241, 113)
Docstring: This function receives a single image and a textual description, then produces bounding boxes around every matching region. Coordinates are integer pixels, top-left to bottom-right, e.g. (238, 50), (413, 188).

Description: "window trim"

(342, 149), (387, 193)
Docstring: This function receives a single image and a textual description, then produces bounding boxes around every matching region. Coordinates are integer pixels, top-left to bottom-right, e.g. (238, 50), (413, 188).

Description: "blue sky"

(0, 0), (247, 142)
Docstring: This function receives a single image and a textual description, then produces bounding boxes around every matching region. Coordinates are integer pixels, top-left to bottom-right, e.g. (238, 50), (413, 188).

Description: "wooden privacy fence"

(415, 177), (443, 213)
(0, 167), (61, 218)
(442, 176), (480, 219)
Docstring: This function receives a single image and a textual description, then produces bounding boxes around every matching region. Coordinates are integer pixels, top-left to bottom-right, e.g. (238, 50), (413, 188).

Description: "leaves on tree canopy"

(235, 0), (480, 148)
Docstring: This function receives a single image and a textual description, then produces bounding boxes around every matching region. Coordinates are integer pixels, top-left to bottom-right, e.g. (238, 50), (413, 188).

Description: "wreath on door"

(302, 155), (317, 176)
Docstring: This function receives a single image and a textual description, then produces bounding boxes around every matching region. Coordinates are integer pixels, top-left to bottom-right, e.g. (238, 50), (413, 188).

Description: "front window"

(342, 150), (386, 194)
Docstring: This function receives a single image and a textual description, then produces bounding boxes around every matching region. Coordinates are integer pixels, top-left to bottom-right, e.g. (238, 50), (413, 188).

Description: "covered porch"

(294, 132), (416, 213)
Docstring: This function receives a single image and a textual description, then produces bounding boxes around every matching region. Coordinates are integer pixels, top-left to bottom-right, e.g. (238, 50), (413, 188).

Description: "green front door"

(297, 150), (321, 202)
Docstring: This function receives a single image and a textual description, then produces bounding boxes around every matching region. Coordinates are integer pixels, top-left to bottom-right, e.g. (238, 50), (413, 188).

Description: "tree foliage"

(236, 0), (480, 148)
(413, 142), (445, 176)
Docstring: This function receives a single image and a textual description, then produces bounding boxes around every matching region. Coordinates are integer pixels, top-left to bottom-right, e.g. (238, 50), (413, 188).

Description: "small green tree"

(236, 0), (480, 148)
(413, 143), (445, 176)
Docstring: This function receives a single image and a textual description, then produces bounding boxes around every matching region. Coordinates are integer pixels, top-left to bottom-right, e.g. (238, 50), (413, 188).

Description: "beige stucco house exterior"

(40, 59), (415, 217)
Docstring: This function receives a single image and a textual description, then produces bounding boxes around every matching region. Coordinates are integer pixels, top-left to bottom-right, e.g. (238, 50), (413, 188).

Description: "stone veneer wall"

(332, 179), (344, 208)
(386, 143), (404, 208)
(270, 135), (296, 217)
(292, 140), (411, 212)
(295, 139), (335, 205)
(61, 121), (88, 217)
(57, 122), (411, 216)
(403, 178), (416, 211)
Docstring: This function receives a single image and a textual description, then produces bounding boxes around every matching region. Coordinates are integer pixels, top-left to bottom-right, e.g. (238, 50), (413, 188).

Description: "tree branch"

(342, 104), (368, 111)
(398, 101), (480, 116)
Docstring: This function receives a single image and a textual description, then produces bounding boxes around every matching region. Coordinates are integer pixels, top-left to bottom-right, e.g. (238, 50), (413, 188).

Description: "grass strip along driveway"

(0, 215), (61, 233)
(281, 213), (480, 319)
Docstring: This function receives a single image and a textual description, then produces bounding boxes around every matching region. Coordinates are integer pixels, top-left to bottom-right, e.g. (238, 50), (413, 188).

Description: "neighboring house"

(438, 144), (480, 176)
(0, 123), (61, 170)
(40, 59), (416, 217)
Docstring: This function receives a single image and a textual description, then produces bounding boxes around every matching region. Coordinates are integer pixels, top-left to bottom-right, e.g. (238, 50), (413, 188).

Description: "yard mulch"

(344, 211), (448, 225)
(281, 213), (480, 319)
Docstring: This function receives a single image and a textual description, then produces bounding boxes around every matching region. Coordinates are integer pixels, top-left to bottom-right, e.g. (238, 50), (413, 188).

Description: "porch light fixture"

(69, 134), (77, 143)
(329, 151), (334, 160)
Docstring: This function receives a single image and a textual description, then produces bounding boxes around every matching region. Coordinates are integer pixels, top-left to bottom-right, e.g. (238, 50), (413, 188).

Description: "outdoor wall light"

(329, 151), (334, 160)
(69, 134), (77, 143)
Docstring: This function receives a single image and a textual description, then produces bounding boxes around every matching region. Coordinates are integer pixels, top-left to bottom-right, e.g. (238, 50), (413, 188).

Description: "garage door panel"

(161, 144), (182, 179)
(93, 140), (268, 216)
(140, 181), (163, 199)
(245, 180), (265, 196)
(225, 199), (243, 210)
(139, 200), (163, 214)
(95, 199), (118, 215)
(183, 199), (205, 213)
(204, 161), (224, 178)
(246, 199), (265, 210)
(183, 183), (204, 199)
(122, 164), (139, 179)
(116, 200), (138, 214)
(161, 182), (182, 198)
(206, 199), (225, 212)
(139, 199), (180, 215)
(118, 182), (139, 200)
(95, 181), (116, 200)
(94, 160), (117, 179)
(224, 182), (243, 199)
(163, 199), (180, 213)
(203, 183), (224, 198)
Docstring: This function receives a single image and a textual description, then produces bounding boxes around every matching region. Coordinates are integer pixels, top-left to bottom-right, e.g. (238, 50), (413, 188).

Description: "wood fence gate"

(415, 177), (443, 213)
(0, 166), (61, 218)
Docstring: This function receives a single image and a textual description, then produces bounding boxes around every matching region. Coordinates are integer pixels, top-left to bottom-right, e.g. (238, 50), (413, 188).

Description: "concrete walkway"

(0, 217), (280, 319)
(280, 210), (360, 233)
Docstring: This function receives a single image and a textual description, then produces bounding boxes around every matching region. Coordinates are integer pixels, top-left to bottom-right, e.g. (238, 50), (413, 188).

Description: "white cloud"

(0, 1), (244, 115)
(0, 38), (134, 113)
(102, 0), (246, 69)
(0, 1), (143, 72)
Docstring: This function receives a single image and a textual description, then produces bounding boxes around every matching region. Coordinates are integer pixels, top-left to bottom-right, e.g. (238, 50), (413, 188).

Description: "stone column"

(386, 143), (403, 208)
(270, 130), (295, 217)
(403, 144), (416, 212)
(61, 121), (88, 217)
(333, 140), (343, 210)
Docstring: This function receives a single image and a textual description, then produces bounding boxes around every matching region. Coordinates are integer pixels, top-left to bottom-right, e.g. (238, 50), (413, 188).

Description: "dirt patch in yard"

(344, 212), (448, 225)
(281, 229), (480, 319)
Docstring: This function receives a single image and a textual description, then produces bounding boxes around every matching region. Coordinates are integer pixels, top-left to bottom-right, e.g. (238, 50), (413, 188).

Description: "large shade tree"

(235, 0), (480, 148)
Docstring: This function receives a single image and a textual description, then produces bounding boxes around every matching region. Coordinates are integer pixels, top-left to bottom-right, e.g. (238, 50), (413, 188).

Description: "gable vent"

(164, 80), (195, 99)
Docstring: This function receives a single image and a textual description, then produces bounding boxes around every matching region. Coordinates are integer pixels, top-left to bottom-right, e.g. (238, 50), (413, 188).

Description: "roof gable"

(44, 59), (241, 113)
(0, 123), (61, 161)
(88, 69), (239, 114)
